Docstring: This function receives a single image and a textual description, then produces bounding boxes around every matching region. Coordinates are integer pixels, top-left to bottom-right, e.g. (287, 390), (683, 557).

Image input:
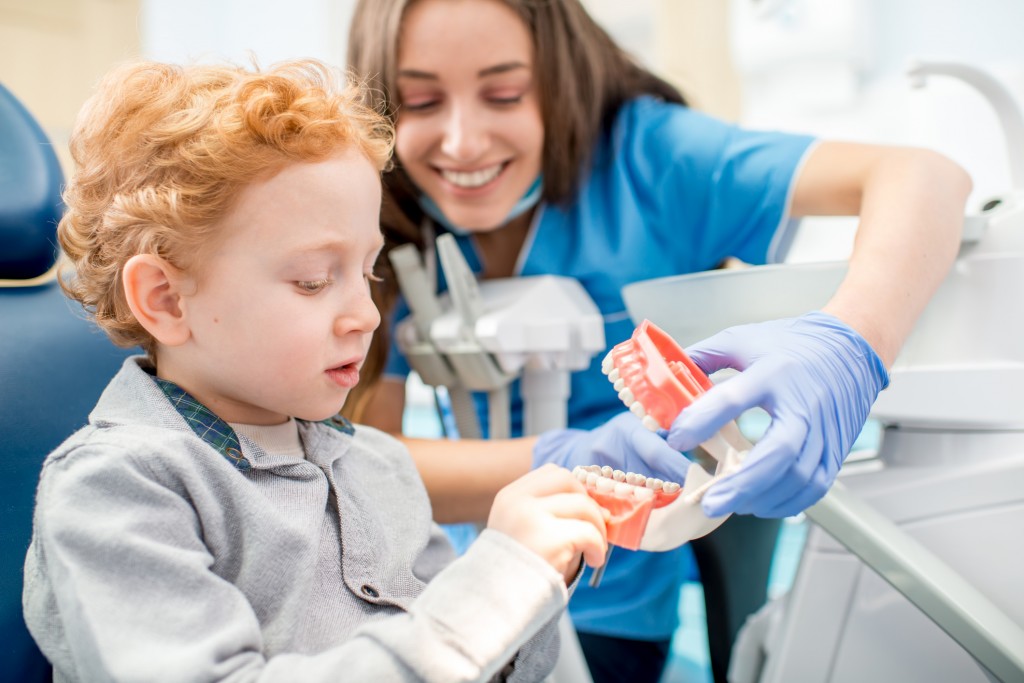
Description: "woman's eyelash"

(402, 94), (524, 111)
(402, 101), (437, 112)
(297, 278), (332, 293)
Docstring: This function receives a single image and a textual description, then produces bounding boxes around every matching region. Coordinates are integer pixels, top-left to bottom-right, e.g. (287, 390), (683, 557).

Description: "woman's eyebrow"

(478, 61), (528, 77)
(397, 69), (437, 80)
(397, 61), (529, 81)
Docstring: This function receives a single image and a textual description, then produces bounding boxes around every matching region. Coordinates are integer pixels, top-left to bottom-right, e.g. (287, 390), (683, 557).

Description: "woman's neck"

(470, 210), (534, 280)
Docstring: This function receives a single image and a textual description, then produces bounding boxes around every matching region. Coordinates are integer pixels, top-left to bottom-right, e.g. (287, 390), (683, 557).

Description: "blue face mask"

(417, 175), (544, 235)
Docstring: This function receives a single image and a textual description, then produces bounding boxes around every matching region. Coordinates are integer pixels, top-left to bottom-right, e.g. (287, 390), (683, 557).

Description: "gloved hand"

(666, 311), (889, 518)
(533, 412), (691, 485)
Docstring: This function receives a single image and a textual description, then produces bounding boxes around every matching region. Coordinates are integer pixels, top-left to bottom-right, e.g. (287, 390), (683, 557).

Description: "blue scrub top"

(386, 96), (815, 640)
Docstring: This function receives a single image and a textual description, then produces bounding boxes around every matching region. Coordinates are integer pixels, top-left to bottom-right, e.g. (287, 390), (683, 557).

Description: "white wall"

(138, 0), (1024, 262)
(140, 0), (649, 69)
(729, 0), (1024, 260)
(141, 0), (356, 67)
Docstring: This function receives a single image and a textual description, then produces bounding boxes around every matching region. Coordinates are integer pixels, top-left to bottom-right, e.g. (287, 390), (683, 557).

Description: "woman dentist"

(344, 1), (971, 681)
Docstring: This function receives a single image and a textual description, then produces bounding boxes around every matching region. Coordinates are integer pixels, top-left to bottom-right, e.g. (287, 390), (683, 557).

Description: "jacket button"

(361, 585), (379, 598)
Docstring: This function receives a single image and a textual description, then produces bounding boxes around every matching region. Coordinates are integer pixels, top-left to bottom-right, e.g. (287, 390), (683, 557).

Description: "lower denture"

(573, 465), (682, 550)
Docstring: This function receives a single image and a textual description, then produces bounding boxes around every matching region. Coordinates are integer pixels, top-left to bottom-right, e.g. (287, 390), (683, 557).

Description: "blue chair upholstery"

(0, 82), (136, 683)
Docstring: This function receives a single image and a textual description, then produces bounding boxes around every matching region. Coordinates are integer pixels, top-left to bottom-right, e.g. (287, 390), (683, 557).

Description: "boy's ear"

(122, 254), (192, 347)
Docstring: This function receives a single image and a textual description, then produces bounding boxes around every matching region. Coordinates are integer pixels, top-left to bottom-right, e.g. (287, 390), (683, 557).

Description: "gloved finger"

(734, 411), (825, 516)
(665, 363), (774, 452)
(624, 427), (691, 483)
(532, 428), (587, 469)
(757, 464), (833, 518)
(700, 411), (811, 517)
(683, 327), (751, 376)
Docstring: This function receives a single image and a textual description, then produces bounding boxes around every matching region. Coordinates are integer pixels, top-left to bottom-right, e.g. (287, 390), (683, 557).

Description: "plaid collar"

(152, 377), (355, 471)
(322, 413), (356, 436)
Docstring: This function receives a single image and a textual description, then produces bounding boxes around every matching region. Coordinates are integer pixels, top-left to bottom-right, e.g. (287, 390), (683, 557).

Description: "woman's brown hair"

(343, 0), (685, 419)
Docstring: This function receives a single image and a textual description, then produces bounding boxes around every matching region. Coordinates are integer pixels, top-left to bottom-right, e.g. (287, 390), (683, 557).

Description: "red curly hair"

(58, 58), (393, 358)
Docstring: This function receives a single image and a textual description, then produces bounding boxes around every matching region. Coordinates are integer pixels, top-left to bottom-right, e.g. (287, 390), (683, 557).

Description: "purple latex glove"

(667, 311), (889, 518)
(533, 412), (691, 485)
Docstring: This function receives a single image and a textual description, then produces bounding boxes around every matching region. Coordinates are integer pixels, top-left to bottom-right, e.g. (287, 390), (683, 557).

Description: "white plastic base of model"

(639, 428), (748, 552)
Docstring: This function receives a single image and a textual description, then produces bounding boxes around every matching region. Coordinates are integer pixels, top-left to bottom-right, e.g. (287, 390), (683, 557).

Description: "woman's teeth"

(441, 164), (502, 188)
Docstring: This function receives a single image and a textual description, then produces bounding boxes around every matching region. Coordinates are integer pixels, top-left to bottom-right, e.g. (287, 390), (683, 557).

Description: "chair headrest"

(0, 82), (64, 281)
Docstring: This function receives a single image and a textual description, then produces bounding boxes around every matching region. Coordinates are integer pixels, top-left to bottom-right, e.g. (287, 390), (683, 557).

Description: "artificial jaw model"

(590, 320), (752, 552)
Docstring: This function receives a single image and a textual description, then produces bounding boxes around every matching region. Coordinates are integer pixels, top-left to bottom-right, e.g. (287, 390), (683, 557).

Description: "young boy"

(22, 59), (607, 682)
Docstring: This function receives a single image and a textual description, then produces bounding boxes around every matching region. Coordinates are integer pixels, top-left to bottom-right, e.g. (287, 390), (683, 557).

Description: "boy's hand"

(487, 464), (609, 584)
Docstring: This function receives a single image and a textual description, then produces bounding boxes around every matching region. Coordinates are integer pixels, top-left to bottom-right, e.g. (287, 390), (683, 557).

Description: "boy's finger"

(559, 519), (608, 568)
(510, 464), (587, 497)
(538, 493), (608, 533)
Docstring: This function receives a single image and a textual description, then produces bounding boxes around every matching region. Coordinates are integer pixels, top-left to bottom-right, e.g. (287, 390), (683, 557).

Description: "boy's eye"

(296, 278), (332, 294)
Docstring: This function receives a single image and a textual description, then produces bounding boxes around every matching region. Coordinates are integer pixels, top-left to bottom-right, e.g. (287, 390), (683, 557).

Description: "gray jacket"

(24, 357), (567, 682)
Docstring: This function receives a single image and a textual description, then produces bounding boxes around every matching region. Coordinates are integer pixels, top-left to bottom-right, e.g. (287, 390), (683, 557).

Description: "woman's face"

(394, 0), (544, 232)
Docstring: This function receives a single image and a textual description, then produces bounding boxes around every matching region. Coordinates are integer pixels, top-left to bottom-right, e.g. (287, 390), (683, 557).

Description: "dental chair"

(0, 82), (136, 683)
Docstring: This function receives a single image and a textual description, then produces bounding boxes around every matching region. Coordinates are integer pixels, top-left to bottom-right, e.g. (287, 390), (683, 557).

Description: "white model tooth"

(614, 482), (632, 496)
(629, 402), (646, 418)
(646, 478), (663, 491)
(641, 415), (660, 432)
(600, 466), (614, 478)
(618, 387), (635, 404)
(622, 473), (647, 489)
(586, 465), (602, 473)
(601, 353), (614, 375)
(663, 481), (681, 494)
(586, 472), (600, 487)
(572, 466), (584, 476)
(574, 468), (589, 483)
(634, 486), (655, 500)
(612, 469), (626, 482)
(614, 378), (626, 392)
(608, 368), (621, 383)
(595, 476), (615, 492)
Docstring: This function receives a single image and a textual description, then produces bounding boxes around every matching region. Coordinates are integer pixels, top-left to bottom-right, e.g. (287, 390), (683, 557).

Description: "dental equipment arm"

(433, 234), (515, 438)
(385, 232), (608, 524)
(388, 244), (482, 439)
(683, 407), (1024, 681)
(807, 486), (1024, 683)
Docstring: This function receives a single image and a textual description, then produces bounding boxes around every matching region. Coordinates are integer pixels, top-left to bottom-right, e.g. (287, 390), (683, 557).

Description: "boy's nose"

(335, 284), (381, 337)
(440, 102), (487, 162)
